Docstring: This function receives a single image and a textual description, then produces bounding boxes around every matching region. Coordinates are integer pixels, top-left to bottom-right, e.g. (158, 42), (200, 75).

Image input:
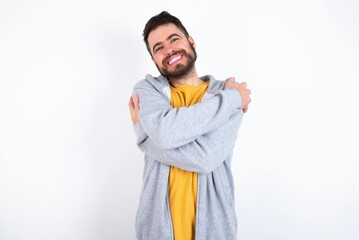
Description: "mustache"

(163, 50), (187, 65)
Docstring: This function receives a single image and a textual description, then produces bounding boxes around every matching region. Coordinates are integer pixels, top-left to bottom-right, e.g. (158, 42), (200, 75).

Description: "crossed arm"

(133, 109), (243, 173)
(129, 77), (251, 173)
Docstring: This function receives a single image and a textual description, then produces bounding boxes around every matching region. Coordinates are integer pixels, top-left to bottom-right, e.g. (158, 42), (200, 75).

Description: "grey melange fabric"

(132, 74), (244, 240)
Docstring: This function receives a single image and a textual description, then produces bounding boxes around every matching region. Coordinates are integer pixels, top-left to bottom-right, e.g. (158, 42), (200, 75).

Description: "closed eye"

(154, 45), (164, 53)
(170, 37), (179, 43)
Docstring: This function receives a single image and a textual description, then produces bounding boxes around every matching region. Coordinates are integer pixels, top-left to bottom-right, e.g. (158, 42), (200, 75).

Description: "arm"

(133, 109), (243, 174)
(133, 79), (242, 149)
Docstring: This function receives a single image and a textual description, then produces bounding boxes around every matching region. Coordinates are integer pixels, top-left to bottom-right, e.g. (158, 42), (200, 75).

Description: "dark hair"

(143, 11), (189, 55)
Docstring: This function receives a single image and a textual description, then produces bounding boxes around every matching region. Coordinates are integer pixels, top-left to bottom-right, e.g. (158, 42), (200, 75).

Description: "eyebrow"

(152, 33), (181, 53)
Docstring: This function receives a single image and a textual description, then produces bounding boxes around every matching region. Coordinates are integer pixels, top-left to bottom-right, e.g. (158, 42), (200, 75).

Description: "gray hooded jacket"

(133, 74), (244, 240)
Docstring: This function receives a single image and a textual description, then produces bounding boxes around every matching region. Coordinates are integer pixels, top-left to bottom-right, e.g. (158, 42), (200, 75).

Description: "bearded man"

(129, 11), (251, 240)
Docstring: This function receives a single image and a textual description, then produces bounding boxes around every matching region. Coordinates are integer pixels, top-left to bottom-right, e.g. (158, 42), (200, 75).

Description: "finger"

(129, 102), (135, 114)
(132, 94), (139, 111)
(128, 97), (134, 108)
(226, 77), (235, 84)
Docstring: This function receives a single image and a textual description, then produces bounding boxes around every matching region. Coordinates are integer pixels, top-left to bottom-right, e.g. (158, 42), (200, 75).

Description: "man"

(128, 11), (251, 240)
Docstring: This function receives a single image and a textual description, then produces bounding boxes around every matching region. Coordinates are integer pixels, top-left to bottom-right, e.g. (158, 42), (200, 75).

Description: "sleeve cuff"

(134, 122), (145, 139)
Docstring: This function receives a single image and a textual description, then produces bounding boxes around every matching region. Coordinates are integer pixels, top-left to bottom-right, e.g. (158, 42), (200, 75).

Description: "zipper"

(194, 174), (201, 240)
(166, 185), (174, 240)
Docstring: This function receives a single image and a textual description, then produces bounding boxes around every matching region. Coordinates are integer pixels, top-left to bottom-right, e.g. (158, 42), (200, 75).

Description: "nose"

(166, 48), (175, 55)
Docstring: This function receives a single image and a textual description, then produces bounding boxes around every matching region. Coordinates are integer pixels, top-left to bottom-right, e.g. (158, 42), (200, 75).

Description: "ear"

(188, 36), (196, 48)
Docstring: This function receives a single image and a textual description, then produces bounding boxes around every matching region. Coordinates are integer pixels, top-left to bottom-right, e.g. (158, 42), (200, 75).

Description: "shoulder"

(133, 74), (169, 91)
(201, 75), (226, 93)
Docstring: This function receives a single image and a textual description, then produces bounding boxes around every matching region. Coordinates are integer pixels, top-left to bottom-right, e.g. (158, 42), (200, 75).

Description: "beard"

(156, 44), (197, 81)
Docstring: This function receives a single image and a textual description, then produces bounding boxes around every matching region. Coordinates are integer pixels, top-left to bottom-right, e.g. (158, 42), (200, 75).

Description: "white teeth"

(168, 55), (181, 65)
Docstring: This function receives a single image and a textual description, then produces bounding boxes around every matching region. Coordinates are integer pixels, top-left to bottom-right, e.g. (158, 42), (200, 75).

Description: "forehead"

(148, 23), (185, 47)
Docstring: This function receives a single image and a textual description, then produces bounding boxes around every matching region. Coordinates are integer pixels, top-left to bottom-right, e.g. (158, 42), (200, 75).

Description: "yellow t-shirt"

(169, 81), (209, 240)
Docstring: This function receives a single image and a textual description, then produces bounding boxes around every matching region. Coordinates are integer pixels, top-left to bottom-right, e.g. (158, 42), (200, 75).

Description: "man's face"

(147, 23), (197, 80)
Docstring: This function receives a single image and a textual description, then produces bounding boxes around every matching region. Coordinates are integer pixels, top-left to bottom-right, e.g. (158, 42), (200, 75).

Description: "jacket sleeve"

(133, 80), (242, 150)
(134, 109), (243, 174)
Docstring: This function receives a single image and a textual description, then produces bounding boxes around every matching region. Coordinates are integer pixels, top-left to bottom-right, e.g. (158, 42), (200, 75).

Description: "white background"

(1, 0), (358, 239)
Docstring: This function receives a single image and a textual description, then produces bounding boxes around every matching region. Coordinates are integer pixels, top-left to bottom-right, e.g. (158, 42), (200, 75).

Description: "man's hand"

(224, 77), (251, 113)
(128, 94), (140, 126)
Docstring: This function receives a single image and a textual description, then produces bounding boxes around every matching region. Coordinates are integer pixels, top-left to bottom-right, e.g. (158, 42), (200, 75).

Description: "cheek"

(153, 56), (164, 66)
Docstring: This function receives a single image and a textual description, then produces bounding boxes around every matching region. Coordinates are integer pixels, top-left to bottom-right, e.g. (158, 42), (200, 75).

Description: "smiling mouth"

(167, 54), (183, 65)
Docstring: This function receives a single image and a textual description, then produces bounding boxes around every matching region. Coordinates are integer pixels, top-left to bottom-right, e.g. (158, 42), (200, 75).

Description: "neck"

(168, 68), (203, 87)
